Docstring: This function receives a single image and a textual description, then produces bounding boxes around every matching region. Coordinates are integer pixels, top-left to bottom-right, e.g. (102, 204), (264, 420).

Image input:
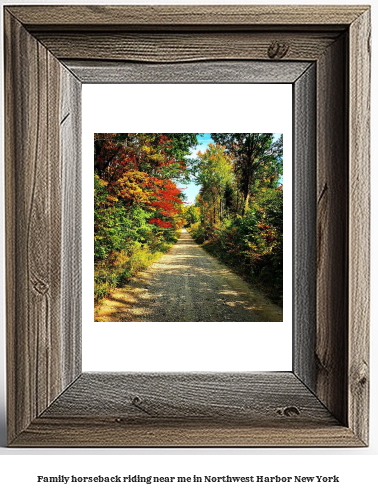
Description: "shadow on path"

(95, 229), (283, 322)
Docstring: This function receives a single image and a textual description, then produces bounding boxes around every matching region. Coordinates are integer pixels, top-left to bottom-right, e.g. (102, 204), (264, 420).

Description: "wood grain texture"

(7, 5), (367, 30)
(65, 60), (311, 84)
(11, 421), (363, 448)
(5, 12), (61, 442)
(34, 31), (339, 63)
(293, 65), (316, 390)
(5, 4), (370, 447)
(316, 34), (348, 425)
(348, 9), (371, 445)
(41, 373), (336, 422)
(60, 69), (82, 388)
(4, 11), (80, 444)
(11, 373), (363, 447)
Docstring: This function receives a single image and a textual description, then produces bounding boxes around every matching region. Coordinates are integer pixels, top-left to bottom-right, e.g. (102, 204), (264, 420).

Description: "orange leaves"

(145, 178), (183, 224)
(148, 218), (172, 228)
(94, 133), (186, 229)
(106, 195), (119, 204)
(111, 170), (151, 205)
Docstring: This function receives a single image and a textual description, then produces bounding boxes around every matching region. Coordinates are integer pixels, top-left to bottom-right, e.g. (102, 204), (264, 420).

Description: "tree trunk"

(244, 192), (250, 214)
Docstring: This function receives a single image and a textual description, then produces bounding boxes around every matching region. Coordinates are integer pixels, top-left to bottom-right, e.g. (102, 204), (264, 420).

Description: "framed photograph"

(4, 5), (370, 447)
(86, 87), (292, 373)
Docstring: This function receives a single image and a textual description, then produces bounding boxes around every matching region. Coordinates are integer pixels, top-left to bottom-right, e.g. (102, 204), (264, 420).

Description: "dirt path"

(95, 229), (283, 322)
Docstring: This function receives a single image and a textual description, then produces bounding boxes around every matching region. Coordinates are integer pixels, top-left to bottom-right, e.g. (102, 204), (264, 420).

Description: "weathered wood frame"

(4, 5), (370, 447)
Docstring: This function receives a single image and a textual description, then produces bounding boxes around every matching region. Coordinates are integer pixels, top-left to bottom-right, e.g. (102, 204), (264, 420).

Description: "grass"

(94, 239), (176, 305)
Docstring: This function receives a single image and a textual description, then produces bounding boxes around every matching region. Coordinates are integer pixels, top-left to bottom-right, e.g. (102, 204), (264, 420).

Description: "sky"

(178, 133), (282, 205)
(177, 133), (212, 205)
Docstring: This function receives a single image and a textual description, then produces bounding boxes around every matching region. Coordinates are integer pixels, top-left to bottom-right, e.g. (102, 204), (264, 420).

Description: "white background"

(0, 0), (377, 498)
(83, 84), (292, 372)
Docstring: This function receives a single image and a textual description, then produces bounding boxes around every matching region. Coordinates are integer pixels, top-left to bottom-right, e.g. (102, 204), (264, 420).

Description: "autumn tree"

(95, 133), (199, 182)
(94, 133), (201, 301)
(211, 133), (282, 214)
(193, 143), (234, 223)
(187, 133), (284, 304)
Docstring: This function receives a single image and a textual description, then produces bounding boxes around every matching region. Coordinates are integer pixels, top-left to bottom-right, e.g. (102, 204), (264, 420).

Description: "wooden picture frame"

(4, 5), (370, 447)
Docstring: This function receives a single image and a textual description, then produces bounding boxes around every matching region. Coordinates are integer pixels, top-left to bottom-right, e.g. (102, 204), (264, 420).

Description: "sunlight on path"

(95, 229), (283, 322)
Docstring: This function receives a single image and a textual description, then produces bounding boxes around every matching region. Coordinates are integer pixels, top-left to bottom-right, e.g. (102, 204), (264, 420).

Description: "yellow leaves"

(95, 174), (108, 186)
(149, 153), (164, 162)
(112, 170), (152, 205)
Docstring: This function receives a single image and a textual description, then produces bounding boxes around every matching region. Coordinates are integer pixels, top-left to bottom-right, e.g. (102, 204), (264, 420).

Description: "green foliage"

(94, 133), (198, 303)
(189, 134), (284, 304)
(94, 174), (153, 262)
(183, 204), (201, 227)
(94, 229), (181, 303)
(190, 187), (283, 304)
(94, 132), (284, 306)
(210, 133), (283, 214)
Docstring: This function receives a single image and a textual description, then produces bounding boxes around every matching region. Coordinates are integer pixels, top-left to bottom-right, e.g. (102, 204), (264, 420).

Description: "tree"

(93, 133), (197, 255)
(95, 133), (199, 183)
(211, 133), (282, 214)
(146, 177), (183, 229)
(192, 143), (234, 223)
(183, 204), (201, 226)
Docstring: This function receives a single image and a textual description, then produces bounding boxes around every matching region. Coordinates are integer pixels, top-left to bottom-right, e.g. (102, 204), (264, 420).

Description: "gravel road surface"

(96, 229), (283, 322)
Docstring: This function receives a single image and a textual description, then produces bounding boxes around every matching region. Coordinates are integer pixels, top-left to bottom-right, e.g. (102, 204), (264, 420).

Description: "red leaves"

(148, 218), (172, 228)
(145, 178), (182, 227)
(94, 133), (185, 229)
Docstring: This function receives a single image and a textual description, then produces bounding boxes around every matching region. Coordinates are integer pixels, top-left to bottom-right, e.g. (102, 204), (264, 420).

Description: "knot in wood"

(359, 376), (367, 386)
(268, 42), (289, 59)
(33, 280), (49, 295)
(132, 396), (141, 406)
(277, 406), (300, 417)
